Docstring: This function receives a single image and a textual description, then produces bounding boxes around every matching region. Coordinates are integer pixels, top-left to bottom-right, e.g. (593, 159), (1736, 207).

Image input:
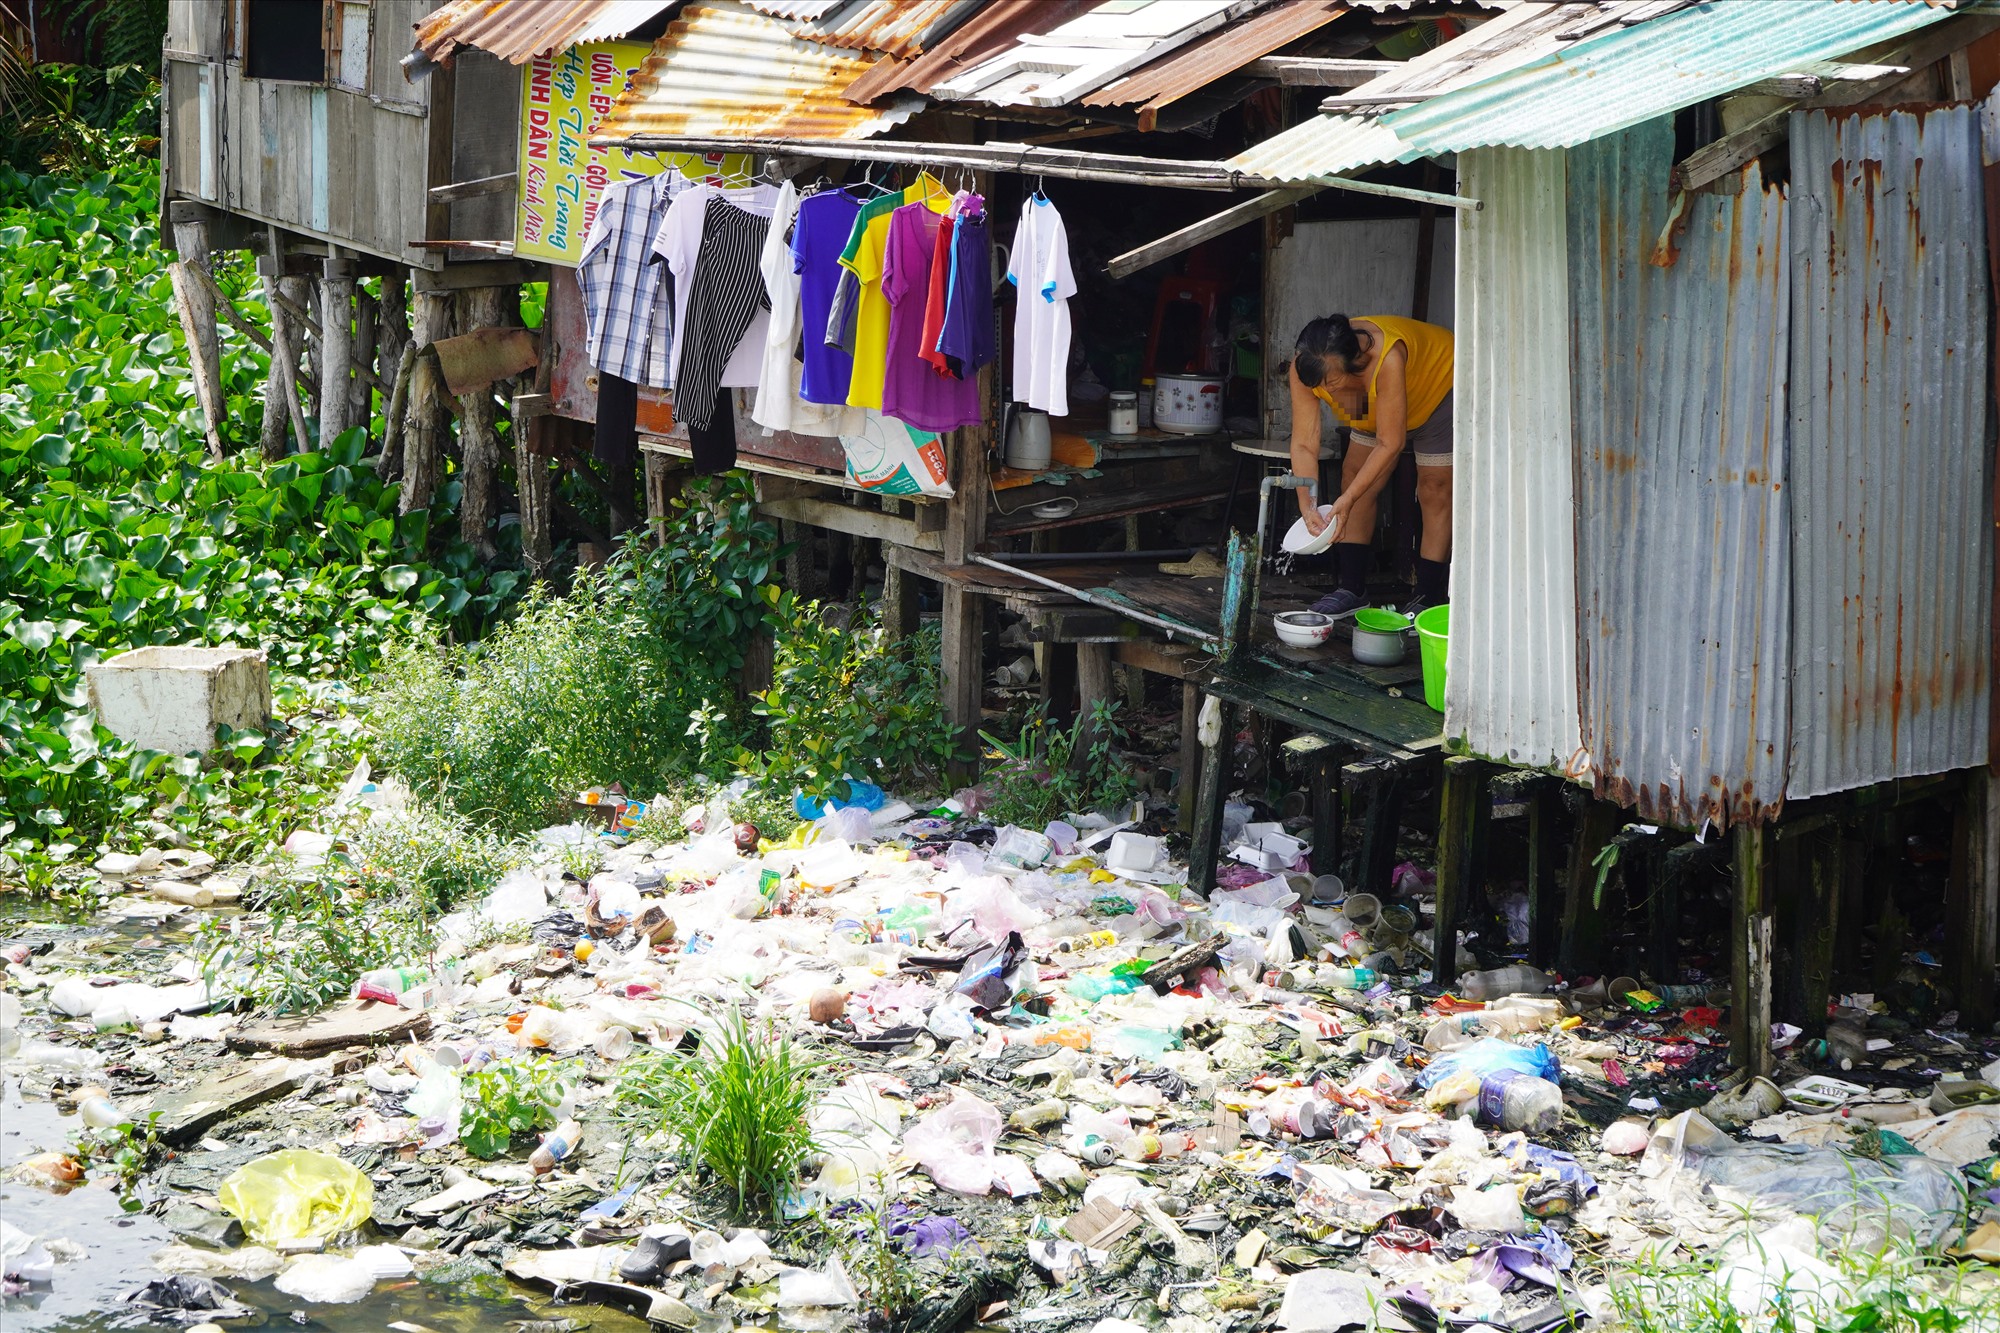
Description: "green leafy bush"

(0, 163), (523, 867)
(977, 701), (1138, 828)
(748, 608), (961, 804)
(461, 1058), (567, 1160)
(351, 805), (526, 912)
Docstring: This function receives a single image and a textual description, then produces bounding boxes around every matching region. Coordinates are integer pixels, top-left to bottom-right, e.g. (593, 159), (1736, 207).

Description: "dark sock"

(1334, 542), (1369, 594)
(1417, 557), (1449, 603)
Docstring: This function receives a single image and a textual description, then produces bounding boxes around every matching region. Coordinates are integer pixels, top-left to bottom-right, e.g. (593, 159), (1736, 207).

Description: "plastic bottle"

(1822, 1019), (1868, 1071)
(1008, 1098), (1068, 1131)
(1423, 999), (1562, 1051)
(353, 966), (431, 1006)
(1456, 965), (1555, 1000)
(1477, 1071), (1563, 1134)
(529, 1119), (583, 1174)
(1317, 964), (1378, 991)
(76, 1085), (131, 1132)
(1322, 915), (1369, 962)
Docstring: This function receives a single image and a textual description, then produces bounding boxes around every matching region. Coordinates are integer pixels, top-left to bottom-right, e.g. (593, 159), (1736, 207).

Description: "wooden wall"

(164, 0), (441, 268)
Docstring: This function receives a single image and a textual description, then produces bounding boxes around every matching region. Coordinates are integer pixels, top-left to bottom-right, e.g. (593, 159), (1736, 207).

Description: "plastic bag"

(272, 1245), (412, 1303)
(1415, 1037), (1560, 1090)
(217, 1150), (374, 1243)
(901, 1092), (1004, 1195)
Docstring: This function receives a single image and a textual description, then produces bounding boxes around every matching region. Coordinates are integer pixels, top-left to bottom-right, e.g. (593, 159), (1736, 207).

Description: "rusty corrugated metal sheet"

(1786, 104), (1993, 796)
(413, 0), (674, 65)
(1079, 0), (1346, 128)
(1444, 144), (1583, 771)
(1569, 117), (1792, 829)
(795, 0), (977, 59)
(840, 0), (1093, 102)
(595, 0), (917, 142)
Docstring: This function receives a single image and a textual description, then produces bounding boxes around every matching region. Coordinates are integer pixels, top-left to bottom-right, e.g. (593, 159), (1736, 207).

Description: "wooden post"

(1042, 643), (1080, 727)
(1075, 642), (1114, 766)
(318, 254), (358, 447)
(400, 289), (452, 516)
(259, 267), (310, 460)
(880, 550), (920, 639)
(1558, 797), (1624, 977)
(1524, 777), (1561, 968)
(1177, 681), (1203, 832)
(1788, 827), (1842, 1038)
(1731, 821), (1774, 1077)
(1946, 768), (1998, 1029)
(454, 286), (508, 557)
(1433, 756), (1486, 979)
(169, 218), (225, 458)
(1188, 696), (1237, 898)
(1307, 744), (1343, 878)
(1349, 760), (1408, 897)
(1651, 842), (1696, 983)
(377, 275), (411, 438)
(349, 286), (377, 438)
(942, 407), (991, 785)
(518, 417), (556, 578)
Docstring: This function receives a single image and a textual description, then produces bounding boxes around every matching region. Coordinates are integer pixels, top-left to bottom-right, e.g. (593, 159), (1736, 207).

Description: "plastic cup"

(1415, 604), (1450, 712)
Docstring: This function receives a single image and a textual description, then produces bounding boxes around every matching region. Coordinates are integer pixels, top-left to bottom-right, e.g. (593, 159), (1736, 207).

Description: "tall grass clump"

(611, 1007), (823, 1220)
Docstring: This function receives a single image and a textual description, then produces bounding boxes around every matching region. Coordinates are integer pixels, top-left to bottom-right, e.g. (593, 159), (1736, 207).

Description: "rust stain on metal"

(415, 0), (674, 67)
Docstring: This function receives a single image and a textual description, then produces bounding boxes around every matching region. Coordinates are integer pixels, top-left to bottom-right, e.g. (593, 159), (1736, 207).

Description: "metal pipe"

(970, 554), (1220, 646)
(1303, 173), (1481, 211)
(1252, 472), (1317, 626)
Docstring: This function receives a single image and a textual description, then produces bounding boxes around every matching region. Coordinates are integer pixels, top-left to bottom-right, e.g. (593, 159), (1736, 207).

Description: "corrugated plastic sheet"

(413, 0), (673, 65)
(1443, 144), (1582, 770)
(1569, 118), (1792, 829)
(1786, 105), (1992, 795)
(1382, 0), (1956, 154)
(594, 0), (916, 142)
(839, 0), (1093, 101)
(1079, 0), (1347, 112)
(794, 0), (975, 59)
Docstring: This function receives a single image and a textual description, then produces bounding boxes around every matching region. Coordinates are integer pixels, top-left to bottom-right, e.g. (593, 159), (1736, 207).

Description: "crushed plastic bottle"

(530, 1119), (583, 1174)
(1456, 965), (1556, 1000)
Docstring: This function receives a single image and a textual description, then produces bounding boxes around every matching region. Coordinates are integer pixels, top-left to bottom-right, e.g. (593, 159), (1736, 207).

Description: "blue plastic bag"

(1416, 1037), (1560, 1090)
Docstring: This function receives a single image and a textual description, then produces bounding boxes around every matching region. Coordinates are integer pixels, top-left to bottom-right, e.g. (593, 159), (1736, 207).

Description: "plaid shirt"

(576, 174), (672, 386)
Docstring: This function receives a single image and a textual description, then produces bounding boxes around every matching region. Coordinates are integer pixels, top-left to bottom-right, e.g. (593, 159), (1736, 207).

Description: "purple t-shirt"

(882, 203), (981, 434)
(938, 210), (994, 376)
(792, 189), (862, 405)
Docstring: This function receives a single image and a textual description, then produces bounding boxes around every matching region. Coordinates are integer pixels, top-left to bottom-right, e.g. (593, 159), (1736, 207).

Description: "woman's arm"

(1288, 361), (1329, 533)
(1330, 346), (1408, 529)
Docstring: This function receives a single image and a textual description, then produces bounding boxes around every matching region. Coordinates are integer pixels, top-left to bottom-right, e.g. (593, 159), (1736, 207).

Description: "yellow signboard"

(515, 41), (748, 266)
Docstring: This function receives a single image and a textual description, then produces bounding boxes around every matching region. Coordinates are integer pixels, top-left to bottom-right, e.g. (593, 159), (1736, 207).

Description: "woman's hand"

(1328, 488), (1357, 535)
(1299, 488), (1328, 535)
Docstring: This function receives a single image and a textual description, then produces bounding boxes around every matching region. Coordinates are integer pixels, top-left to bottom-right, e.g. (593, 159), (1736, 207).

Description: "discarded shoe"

(619, 1224), (693, 1286)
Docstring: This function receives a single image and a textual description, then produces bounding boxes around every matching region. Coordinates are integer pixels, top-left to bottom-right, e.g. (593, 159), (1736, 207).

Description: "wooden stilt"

(1042, 643), (1079, 727)
(880, 550), (920, 639)
(1790, 827), (1842, 1038)
(399, 290), (452, 516)
(1307, 743), (1343, 879)
(1434, 756), (1487, 978)
(1348, 760), (1408, 898)
(1650, 842), (1696, 983)
(318, 255), (357, 447)
(1524, 778), (1561, 968)
(377, 276), (410, 435)
(1177, 681), (1203, 833)
(1558, 798), (1624, 977)
(380, 342), (417, 479)
(1188, 696), (1237, 898)
(940, 583), (983, 786)
(349, 286), (377, 437)
(259, 264), (310, 460)
(1731, 821), (1774, 1077)
(169, 218), (225, 458)
(1075, 642), (1114, 766)
(1946, 767), (1998, 1029)
(453, 286), (508, 556)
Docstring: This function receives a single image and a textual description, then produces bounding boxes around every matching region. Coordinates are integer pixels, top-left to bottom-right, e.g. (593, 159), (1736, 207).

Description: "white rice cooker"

(1153, 374), (1224, 435)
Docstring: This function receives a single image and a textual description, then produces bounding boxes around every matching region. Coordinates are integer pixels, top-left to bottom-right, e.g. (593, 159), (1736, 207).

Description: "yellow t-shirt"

(843, 172), (946, 410)
(1312, 315), (1454, 436)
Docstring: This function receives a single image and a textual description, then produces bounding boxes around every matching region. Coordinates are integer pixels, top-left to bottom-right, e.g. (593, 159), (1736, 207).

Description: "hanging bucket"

(1415, 604), (1450, 712)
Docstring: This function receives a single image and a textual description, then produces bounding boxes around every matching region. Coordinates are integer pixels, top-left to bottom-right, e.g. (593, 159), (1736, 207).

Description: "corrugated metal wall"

(1786, 106), (1993, 796)
(1568, 118), (1793, 828)
(1445, 145), (1584, 769)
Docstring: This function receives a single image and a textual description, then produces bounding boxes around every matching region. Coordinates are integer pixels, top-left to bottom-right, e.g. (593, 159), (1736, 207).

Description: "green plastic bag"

(218, 1149), (374, 1243)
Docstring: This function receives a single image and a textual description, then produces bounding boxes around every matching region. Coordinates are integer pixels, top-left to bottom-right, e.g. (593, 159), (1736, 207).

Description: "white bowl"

(1281, 505), (1340, 555)
(1273, 610), (1334, 648)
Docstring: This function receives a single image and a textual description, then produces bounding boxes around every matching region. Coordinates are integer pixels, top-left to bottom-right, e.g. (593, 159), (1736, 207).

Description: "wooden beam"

(1558, 797), (1624, 977)
(427, 171), (519, 204)
(1731, 821), (1774, 1078)
(318, 258), (358, 447)
(1946, 768), (1998, 1030)
(1245, 55), (1399, 87)
(1188, 696), (1238, 897)
(758, 495), (943, 554)
(1106, 187), (1319, 281)
(169, 219), (225, 459)
(1433, 756), (1486, 979)
(412, 260), (548, 292)
(1524, 778), (1561, 968)
(1676, 16), (2000, 192)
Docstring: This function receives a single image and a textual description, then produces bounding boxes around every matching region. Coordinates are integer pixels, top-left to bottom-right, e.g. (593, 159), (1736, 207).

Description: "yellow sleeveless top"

(1311, 315), (1454, 435)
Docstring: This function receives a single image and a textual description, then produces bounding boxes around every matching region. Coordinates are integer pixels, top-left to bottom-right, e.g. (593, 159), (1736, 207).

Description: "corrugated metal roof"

(1226, 3), (1658, 181)
(1382, 0), (1958, 154)
(742, 0), (846, 19)
(1569, 118), (1792, 829)
(594, 0), (917, 142)
(794, 0), (977, 59)
(1443, 143), (1582, 771)
(840, 0), (1094, 101)
(1786, 104), (1992, 796)
(413, 0), (674, 65)
(1079, 0), (1347, 126)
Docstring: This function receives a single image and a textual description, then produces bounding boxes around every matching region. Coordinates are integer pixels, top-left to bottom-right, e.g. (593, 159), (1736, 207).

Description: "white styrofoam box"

(1106, 831), (1161, 873)
(85, 646), (271, 756)
(1258, 831), (1307, 862)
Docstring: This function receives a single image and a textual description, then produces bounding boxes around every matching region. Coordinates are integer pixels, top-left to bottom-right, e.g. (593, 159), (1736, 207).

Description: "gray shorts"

(1351, 389), (1453, 466)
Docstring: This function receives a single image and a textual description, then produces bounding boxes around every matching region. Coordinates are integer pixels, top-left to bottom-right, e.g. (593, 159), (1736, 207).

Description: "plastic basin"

(1415, 604), (1449, 712)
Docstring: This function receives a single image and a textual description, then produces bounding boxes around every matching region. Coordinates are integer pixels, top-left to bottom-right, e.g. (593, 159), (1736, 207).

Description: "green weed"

(460, 1057), (567, 1160)
(611, 1007), (824, 1220)
(977, 700), (1138, 829)
(350, 804), (526, 912)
